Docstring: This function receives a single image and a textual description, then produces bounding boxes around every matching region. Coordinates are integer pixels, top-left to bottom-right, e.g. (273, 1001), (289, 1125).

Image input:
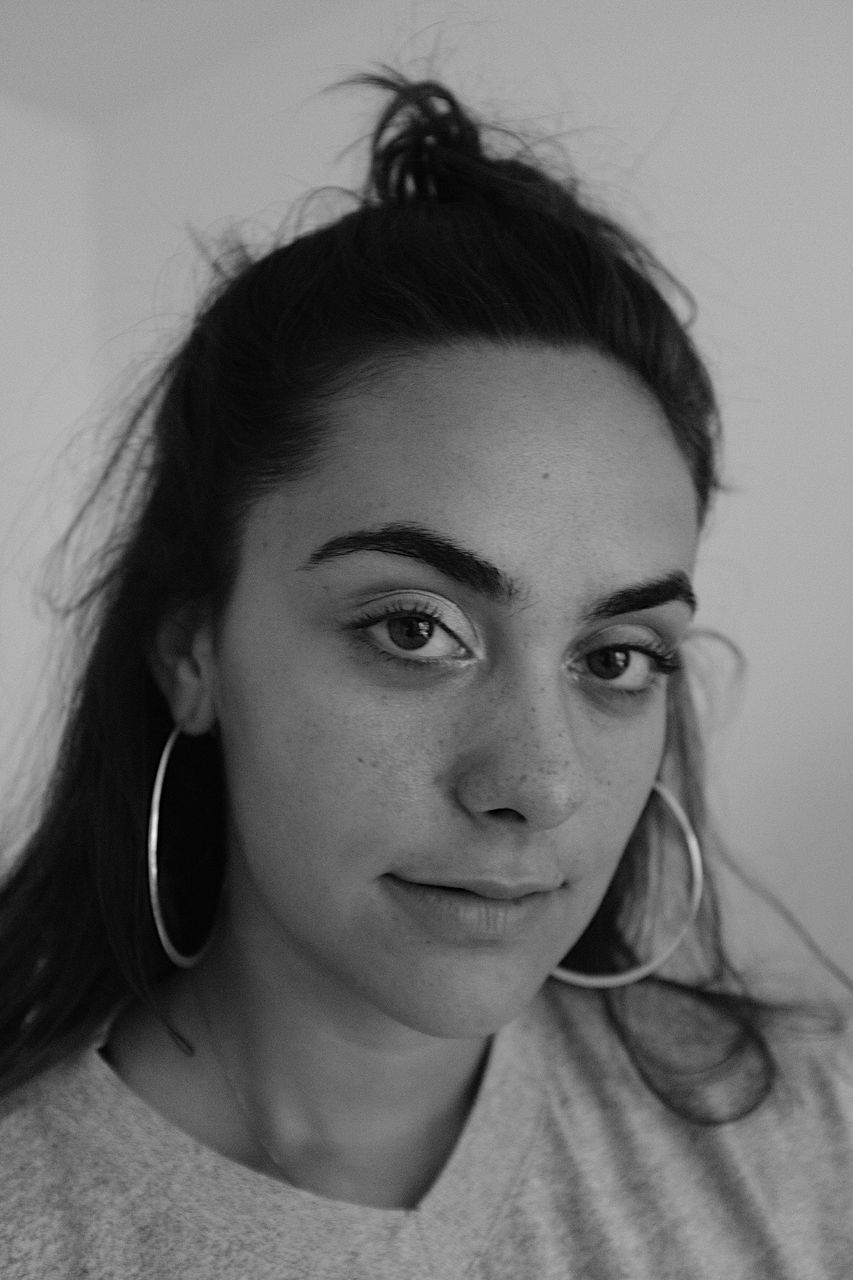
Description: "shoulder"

(530, 978), (853, 1173)
(0, 1052), (102, 1274)
(491, 984), (853, 1274)
(761, 1000), (853, 1132)
(0, 1043), (340, 1278)
(0, 1051), (93, 1171)
(0, 1045), (200, 1277)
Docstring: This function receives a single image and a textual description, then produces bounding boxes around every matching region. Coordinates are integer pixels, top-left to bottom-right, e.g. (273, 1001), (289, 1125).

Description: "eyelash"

(346, 599), (682, 696)
(345, 598), (471, 669)
(572, 641), (683, 702)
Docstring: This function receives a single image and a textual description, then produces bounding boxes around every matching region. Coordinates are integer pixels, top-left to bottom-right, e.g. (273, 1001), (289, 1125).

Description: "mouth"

(390, 876), (562, 901)
(382, 873), (567, 943)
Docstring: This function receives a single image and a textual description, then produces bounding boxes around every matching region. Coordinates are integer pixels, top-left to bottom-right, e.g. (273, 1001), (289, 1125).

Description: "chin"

(377, 963), (548, 1040)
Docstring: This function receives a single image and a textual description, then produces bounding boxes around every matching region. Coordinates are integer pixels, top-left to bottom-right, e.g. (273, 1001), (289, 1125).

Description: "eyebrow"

(302, 521), (696, 617)
(585, 573), (697, 621)
(303, 522), (518, 603)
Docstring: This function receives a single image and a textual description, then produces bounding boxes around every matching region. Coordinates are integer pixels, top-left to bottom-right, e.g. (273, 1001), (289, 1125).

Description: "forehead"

(249, 342), (699, 595)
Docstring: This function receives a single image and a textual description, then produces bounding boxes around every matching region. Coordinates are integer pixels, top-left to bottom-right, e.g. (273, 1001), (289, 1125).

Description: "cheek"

(594, 706), (668, 785)
(578, 704), (669, 843)
(215, 656), (446, 859)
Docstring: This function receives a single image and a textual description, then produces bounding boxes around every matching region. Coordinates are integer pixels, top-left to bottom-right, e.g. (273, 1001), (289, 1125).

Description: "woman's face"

(194, 343), (700, 1037)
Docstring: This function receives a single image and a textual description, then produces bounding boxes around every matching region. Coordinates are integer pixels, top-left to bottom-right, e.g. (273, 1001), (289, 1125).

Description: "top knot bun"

(356, 70), (490, 204)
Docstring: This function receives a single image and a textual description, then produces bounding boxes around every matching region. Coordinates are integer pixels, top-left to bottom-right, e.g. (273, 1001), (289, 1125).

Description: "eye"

(372, 611), (467, 660)
(577, 643), (681, 694)
(349, 596), (475, 666)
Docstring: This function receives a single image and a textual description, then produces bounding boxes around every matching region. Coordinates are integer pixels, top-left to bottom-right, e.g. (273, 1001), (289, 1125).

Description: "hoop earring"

(148, 725), (220, 968)
(550, 782), (704, 990)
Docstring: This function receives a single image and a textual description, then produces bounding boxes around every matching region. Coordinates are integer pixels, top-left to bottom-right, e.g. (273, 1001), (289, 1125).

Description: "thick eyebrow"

(302, 521), (696, 618)
(584, 572), (697, 621)
(302, 522), (519, 604)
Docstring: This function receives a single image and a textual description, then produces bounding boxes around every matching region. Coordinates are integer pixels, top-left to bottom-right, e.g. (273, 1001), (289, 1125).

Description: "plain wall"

(0, 94), (97, 826)
(3, 0), (852, 984)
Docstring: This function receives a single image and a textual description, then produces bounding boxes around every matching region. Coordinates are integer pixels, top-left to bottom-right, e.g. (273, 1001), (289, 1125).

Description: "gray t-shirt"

(1, 982), (851, 1278)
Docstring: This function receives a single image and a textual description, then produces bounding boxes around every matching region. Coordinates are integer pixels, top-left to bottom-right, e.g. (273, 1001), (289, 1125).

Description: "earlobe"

(150, 609), (218, 735)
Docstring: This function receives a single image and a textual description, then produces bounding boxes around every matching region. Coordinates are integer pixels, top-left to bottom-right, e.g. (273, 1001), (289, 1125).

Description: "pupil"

(589, 648), (630, 679)
(388, 616), (434, 651)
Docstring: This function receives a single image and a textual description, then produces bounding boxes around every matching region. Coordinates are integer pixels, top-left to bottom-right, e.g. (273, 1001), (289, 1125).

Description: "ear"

(150, 605), (218, 735)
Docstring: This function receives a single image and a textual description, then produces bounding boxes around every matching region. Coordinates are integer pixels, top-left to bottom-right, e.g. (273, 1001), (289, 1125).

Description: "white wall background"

(2, 1), (852, 989)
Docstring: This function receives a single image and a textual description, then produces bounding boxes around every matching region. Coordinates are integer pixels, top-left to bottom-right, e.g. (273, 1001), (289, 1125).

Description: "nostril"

(487, 808), (526, 823)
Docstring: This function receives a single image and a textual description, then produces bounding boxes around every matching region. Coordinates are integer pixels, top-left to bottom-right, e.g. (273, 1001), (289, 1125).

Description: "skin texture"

(110, 341), (700, 1207)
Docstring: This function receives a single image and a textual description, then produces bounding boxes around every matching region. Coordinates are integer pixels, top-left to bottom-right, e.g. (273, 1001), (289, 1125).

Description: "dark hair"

(0, 72), (781, 1118)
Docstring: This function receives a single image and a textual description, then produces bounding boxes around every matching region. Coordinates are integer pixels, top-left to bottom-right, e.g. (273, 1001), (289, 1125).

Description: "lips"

(394, 877), (562, 901)
(382, 873), (566, 944)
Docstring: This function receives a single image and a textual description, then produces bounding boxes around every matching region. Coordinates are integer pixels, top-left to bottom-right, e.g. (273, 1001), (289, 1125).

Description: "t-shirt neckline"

(69, 995), (546, 1273)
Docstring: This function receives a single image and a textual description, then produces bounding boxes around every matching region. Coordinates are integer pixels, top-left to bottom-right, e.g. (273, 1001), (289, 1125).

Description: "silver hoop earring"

(550, 782), (704, 990)
(148, 725), (221, 968)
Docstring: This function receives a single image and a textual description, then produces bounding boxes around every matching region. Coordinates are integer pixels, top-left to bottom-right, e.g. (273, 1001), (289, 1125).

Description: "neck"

(174, 927), (490, 1207)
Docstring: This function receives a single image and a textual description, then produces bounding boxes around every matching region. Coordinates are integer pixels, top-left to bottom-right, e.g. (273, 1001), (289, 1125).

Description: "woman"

(1, 73), (850, 1277)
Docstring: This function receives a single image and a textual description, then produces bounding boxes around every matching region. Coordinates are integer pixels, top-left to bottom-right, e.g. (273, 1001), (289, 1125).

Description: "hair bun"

(358, 71), (486, 204)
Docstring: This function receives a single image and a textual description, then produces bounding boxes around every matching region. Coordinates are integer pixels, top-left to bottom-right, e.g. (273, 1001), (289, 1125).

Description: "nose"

(451, 674), (588, 832)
